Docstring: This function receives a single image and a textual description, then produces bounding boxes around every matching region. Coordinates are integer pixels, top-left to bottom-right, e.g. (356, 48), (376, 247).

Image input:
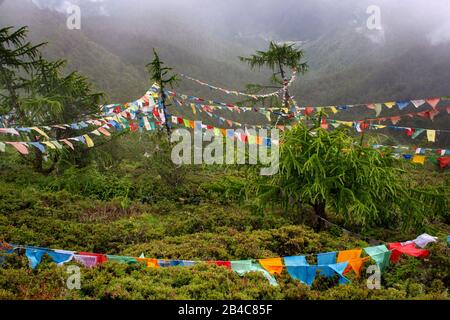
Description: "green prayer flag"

(363, 245), (391, 271)
(412, 129), (425, 140)
(231, 260), (278, 286)
(428, 155), (438, 165)
(106, 255), (138, 265)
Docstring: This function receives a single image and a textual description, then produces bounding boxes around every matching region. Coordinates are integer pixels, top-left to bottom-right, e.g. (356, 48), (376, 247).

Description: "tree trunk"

(159, 83), (172, 137)
(33, 147), (44, 172)
(278, 62), (290, 110)
(313, 201), (327, 231)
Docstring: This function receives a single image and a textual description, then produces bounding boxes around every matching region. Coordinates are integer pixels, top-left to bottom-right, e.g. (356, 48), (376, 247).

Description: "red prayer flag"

(438, 157), (450, 169)
(387, 243), (429, 263)
(78, 252), (108, 265)
(305, 107), (314, 116)
(426, 98), (440, 109)
(209, 261), (231, 269)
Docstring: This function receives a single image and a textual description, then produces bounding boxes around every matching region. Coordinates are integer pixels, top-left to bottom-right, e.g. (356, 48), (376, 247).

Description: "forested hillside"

(0, 0), (449, 301)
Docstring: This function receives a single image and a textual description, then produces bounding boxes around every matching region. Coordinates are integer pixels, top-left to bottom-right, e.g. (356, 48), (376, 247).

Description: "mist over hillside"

(0, 2), (450, 303)
(1, 0), (450, 107)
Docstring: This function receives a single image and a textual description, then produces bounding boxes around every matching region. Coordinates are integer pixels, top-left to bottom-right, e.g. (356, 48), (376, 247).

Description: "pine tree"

(239, 41), (308, 110)
(0, 26), (103, 172)
(146, 49), (178, 136)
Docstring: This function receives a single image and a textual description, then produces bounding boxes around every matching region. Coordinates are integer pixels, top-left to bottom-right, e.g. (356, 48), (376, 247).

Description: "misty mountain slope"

(78, 10), (273, 100)
(0, 0), (149, 102)
(1, 0), (450, 109)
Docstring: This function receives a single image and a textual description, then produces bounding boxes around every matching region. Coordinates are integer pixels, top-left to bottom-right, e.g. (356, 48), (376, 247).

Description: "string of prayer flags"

(318, 97), (445, 114)
(328, 119), (450, 142)
(346, 106), (445, 125)
(179, 69), (298, 99)
(0, 118), (113, 140)
(2, 234), (442, 287)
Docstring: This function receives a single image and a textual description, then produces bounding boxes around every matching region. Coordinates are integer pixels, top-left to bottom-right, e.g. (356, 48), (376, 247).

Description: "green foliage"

(252, 122), (448, 231)
(0, 26), (104, 173)
(146, 48), (178, 89)
(239, 41), (308, 76)
(0, 23), (449, 301)
(46, 165), (134, 201)
(239, 41), (308, 110)
(0, 158), (448, 300)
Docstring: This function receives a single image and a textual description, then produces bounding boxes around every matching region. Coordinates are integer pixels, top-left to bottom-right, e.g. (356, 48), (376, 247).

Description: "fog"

(26, 0), (450, 45)
(2, 0), (449, 105)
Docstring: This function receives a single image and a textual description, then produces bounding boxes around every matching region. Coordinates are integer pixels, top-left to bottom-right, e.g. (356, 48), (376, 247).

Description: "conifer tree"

(239, 41), (308, 110)
(0, 26), (103, 172)
(146, 49), (178, 136)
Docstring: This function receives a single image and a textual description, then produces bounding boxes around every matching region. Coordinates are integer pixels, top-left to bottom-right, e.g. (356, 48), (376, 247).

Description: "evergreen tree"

(239, 41), (308, 110)
(0, 26), (103, 172)
(146, 48), (178, 136)
(251, 122), (448, 231)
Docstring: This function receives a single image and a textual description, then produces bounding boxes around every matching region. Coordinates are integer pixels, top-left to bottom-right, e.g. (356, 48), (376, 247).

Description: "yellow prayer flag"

(426, 130), (436, 142)
(42, 141), (56, 149)
(412, 155), (426, 165)
(384, 102), (395, 109)
(30, 127), (50, 139)
(83, 134), (94, 148)
(341, 121), (353, 127)
(330, 106), (338, 114)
